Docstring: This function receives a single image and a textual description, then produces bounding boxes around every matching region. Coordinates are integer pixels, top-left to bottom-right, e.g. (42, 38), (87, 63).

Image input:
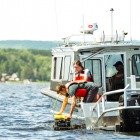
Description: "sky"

(0, 0), (139, 41)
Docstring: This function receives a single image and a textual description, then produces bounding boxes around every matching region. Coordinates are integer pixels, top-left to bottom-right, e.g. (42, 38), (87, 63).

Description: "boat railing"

(90, 85), (129, 118)
(57, 31), (128, 49)
(81, 75), (140, 127)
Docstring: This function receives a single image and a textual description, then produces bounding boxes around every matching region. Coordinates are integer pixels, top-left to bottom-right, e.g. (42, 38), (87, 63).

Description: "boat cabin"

(50, 41), (140, 102)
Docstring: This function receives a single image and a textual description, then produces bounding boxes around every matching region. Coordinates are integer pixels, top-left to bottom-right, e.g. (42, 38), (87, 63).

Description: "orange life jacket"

(74, 70), (94, 97)
(75, 88), (87, 97)
(74, 70), (94, 82)
(75, 88), (100, 102)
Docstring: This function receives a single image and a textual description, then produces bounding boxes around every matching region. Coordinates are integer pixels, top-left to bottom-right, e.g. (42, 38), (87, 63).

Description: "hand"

(66, 114), (72, 119)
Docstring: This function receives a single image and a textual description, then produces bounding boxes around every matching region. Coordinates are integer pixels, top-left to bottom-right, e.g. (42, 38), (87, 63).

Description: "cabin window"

(105, 54), (123, 78)
(105, 54), (124, 92)
(63, 56), (71, 80)
(105, 54), (124, 101)
(132, 54), (140, 77)
(84, 59), (102, 87)
(53, 57), (63, 79)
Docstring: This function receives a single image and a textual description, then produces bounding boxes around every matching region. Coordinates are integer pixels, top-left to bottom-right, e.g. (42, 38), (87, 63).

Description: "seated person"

(108, 61), (124, 101)
(110, 61), (124, 90)
(56, 60), (99, 119)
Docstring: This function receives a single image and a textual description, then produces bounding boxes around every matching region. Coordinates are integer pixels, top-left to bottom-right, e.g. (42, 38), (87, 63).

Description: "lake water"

(0, 82), (139, 140)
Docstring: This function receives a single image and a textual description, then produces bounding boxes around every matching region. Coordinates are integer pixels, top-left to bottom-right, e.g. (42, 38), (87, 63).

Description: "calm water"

(0, 83), (139, 140)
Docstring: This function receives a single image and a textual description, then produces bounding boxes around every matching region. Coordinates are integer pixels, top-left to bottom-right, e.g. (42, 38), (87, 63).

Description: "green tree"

(0, 48), (52, 81)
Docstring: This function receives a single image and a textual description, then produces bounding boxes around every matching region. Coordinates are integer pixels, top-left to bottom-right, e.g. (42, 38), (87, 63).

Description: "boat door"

(80, 52), (126, 101)
(104, 52), (126, 101)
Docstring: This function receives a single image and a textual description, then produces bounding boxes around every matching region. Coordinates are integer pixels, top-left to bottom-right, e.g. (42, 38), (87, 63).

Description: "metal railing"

(91, 85), (130, 118)
(89, 75), (139, 118)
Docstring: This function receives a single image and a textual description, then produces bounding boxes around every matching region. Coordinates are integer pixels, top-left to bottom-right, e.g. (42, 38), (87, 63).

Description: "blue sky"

(0, 0), (139, 41)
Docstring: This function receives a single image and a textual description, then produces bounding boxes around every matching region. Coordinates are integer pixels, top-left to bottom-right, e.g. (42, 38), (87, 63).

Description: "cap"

(113, 61), (123, 67)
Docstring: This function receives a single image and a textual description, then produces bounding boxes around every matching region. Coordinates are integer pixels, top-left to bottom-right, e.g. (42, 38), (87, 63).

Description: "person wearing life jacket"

(56, 60), (98, 119)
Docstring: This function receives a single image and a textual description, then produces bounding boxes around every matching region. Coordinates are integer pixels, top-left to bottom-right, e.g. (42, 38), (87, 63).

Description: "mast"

(110, 8), (114, 43)
(129, 0), (132, 41)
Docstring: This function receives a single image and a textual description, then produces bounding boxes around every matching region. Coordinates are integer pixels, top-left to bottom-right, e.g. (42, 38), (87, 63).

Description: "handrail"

(93, 84), (129, 108)
(94, 105), (140, 127)
(90, 84), (130, 119)
(81, 75), (140, 130)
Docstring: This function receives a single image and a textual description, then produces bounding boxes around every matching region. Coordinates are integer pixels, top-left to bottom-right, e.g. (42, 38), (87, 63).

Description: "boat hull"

(118, 108), (140, 132)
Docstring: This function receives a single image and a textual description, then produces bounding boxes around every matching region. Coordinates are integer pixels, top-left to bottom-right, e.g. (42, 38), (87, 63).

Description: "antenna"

(129, 0), (132, 41)
(110, 8), (114, 43)
(54, 0), (59, 42)
(82, 14), (85, 44)
(82, 0), (85, 44)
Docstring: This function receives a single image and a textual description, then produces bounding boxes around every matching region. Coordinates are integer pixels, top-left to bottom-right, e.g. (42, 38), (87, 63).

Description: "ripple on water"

(0, 83), (140, 140)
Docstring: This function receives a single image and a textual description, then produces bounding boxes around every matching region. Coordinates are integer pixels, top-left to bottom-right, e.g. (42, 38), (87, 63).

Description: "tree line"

(0, 48), (52, 82)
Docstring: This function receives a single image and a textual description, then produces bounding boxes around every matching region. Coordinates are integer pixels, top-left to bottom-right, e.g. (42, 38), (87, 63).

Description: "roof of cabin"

(52, 40), (140, 53)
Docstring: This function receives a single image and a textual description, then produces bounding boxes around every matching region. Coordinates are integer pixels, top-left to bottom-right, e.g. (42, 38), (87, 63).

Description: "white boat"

(41, 31), (140, 132)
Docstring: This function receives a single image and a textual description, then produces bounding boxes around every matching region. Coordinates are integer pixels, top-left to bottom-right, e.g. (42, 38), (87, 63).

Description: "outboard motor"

(119, 94), (140, 106)
(118, 94), (140, 132)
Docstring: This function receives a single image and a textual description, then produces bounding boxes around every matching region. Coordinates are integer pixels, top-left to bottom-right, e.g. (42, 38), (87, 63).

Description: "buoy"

(53, 114), (86, 130)
(53, 114), (71, 130)
(54, 114), (69, 120)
